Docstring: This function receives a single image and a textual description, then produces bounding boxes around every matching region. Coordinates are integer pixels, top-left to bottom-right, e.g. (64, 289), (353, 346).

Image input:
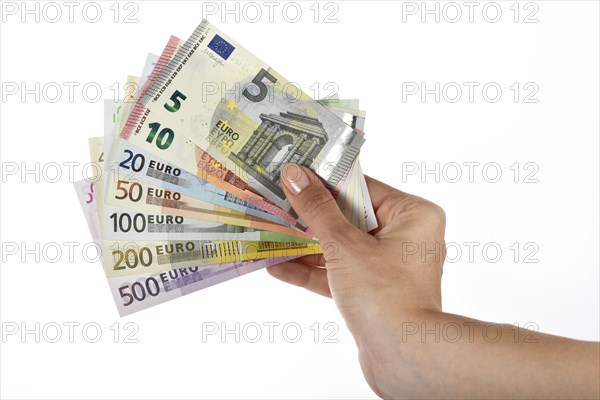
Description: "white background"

(1, 1), (598, 398)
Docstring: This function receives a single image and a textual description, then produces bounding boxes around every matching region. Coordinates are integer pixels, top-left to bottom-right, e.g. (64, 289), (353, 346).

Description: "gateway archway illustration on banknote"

(229, 111), (327, 199)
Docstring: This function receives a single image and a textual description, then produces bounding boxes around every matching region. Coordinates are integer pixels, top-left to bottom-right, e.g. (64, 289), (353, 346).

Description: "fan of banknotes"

(73, 20), (375, 316)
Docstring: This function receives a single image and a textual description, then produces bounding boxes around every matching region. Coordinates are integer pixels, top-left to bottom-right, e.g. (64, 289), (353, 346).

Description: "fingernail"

(281, 164), (311, 194)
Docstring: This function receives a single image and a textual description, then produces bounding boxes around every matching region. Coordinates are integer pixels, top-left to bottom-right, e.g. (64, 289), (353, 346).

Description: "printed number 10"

(146, 122), (174, 150)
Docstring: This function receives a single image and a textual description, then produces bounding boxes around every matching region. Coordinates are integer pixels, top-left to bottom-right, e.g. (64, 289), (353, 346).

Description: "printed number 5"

(119, 286), (134, 306)
(243, 68), (277, 103)
(164, 90), (187, 112)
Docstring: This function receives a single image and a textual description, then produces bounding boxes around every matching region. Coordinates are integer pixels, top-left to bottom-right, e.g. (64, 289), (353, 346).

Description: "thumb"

(280, 163), (357, 243)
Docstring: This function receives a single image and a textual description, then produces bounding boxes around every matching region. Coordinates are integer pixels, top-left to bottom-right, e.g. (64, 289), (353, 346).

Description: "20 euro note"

(120, 20), (365, 214)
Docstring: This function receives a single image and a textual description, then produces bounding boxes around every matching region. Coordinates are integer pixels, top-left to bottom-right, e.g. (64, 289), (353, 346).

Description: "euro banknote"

(101, 238), (320, 278)
(119, 20), (365, 213)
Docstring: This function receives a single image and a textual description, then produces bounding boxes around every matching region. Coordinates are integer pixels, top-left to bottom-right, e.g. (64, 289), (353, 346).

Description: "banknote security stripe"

(147, 223), (245, 233)
(146, 195), (181, 209)
(154, 241), (319, 265)
(146, 166), (191, 187)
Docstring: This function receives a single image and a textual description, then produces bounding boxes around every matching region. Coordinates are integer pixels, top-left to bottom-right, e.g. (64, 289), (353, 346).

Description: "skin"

(268, 163), (600, 400)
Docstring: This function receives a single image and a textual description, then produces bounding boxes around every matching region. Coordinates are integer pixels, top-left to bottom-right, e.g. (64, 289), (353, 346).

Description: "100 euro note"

(119, 20), (365, 216)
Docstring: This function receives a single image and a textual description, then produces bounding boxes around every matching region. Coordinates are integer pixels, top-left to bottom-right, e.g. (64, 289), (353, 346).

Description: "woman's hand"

(268, 163), (599, 400)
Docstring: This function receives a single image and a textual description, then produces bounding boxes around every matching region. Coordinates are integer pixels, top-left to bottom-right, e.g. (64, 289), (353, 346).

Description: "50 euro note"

(119, 20), (365, 216)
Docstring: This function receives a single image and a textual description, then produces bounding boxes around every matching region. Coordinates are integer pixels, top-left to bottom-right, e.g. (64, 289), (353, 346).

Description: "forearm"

(355, 308), (600, 399)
